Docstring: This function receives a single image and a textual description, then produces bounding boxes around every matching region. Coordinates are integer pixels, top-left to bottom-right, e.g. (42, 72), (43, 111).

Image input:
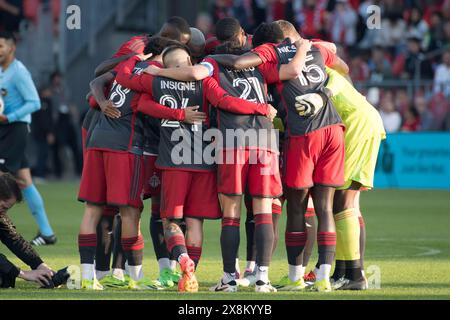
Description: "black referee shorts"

(0, 122), (30, 174)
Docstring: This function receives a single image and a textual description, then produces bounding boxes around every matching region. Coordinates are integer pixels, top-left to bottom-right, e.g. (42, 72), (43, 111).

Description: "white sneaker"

(209, 279), (238, 292)
(236, 270), (256, 287)
(255, 280), (277, 293)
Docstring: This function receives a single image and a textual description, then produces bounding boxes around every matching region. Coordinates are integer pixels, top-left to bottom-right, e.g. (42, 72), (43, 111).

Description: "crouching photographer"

(0, 173), (68, 288)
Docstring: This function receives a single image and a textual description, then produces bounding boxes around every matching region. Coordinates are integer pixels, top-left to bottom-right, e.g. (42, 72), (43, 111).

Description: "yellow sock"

(334, 208), (360, 261)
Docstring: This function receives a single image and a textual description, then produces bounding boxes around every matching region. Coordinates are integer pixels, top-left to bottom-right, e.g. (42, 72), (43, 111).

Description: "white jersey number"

(160, 95), (198, 131)
(109, 80), (131, 108)
(232, 77), (265, 103)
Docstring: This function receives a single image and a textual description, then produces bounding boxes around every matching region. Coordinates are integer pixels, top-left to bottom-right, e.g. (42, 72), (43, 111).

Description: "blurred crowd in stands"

(1, 0), (450, 179)
(0, 0), (60, 35)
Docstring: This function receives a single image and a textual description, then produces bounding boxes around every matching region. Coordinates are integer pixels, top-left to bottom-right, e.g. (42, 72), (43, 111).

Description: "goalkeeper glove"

(295, 92), (327, 117)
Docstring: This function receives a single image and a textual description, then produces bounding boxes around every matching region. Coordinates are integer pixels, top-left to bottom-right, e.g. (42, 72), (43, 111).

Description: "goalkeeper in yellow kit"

(295, 67), (386, 290)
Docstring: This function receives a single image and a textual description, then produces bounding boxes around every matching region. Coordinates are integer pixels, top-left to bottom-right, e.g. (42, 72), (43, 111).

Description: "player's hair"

(275, 20), (299, 37)
(252, 22), (285, 48)
(0, 173), (22, 202)
(215, 17), (242, 42)
(0, 31), (16, 44)
(214, 40), (249, 55)
(162, 43), (191, 62)
(166, 16), (191, 36)
(189, 27), (206, 47)
(144, 36), (180, 56)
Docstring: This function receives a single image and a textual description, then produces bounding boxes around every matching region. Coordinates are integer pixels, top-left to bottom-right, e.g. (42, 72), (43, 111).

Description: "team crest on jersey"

(149, 173), (161, 188)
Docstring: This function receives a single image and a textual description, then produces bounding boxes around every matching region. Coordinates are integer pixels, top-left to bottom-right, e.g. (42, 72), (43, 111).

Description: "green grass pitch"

(1, 182), (449, 300)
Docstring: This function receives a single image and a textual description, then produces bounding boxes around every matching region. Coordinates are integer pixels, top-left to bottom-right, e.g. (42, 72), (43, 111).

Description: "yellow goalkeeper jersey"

(325, 67), (386, 142)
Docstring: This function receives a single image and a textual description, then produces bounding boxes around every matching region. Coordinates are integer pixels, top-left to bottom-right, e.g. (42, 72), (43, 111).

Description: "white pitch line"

(414, 247), (442, 257)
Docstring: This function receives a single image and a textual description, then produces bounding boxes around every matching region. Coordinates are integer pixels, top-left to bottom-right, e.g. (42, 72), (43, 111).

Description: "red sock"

(186, 245), (202, 268)
(78, 233), (97, 264)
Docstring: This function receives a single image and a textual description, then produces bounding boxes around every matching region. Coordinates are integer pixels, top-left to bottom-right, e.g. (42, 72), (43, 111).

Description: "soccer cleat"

(154, 268), (175, 288)
(169, 269), (182, 284)
(304, 270), (316, 282)
(128, 278), (158, 290)
(236, 270), (256, 287)
(178, 256), (198, 292)
(275, 275), (306, 291)
(309, 278), (332, 292)
(255, 280), (277, 293)
(331, 277), (347, 290)
(99, 275), (128, 288)
(81, 279), (104, 290)
(210, 279), (238, 292)
(336, 278), (368, 291)
(31, 232), (57, 246)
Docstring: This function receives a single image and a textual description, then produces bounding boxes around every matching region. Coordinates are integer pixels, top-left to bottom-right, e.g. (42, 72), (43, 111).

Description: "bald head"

(188, 27), (206, 62)
(162, 45), (192, 68)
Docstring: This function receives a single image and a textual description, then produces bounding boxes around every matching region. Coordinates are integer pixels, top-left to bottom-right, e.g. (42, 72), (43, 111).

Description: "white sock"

(222, 272), (236, 284)
(288, 264), (305, 282)
(125, 261), (129, 275)
(256, 266), (269, 283)
(112, 268), (125, 281)
(314, 267), (319, 275)
(362, 270), (366, 277)
(170, 260), (177, 270)
(158, 258), (171, 272)
(81, 263), (95, 281)
(128, 265), (143, 281)
(95, 270), (110, 280)
(316, 264), (332, 281)
(245, 261), (256, 272)
(235, 258), (241, 275)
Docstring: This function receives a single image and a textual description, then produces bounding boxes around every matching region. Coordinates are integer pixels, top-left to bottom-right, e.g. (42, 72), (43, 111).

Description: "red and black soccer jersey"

(253, 41), (343, 137)
(112, 35), (149, 57)
(87, 61), (151, 155)
(116, 56), (273, 172)
(82, 108), (100, 149)
(142, 61), (163, 156)
(202, 57), (278, 152)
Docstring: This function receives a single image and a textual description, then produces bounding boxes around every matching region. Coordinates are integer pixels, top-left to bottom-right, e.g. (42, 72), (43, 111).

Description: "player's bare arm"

(94, 53), (136, 77)
(89, 72), (120, 119)
(145, 64), (211, 81)
(313, 40), (337, 54)
(210, 52), (263, 70)
(278, 39), (313, 81)
(330, 56), (349, 76)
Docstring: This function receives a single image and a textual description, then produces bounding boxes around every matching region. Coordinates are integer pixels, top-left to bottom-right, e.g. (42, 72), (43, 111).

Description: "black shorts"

(0, 123), (30, 174)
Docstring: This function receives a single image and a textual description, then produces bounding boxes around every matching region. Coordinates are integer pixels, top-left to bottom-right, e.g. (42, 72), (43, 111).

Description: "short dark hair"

(275, 20), (299, 37)
(162, 43), (191, 62)
(167, 16), (191, 36)
(0, 173), (22, 202)
(216, 18), (241, 42)
(0, 31), (16, 44)
(144, 36), (180, 56)
(214, 40), (249, 55)
(252, 22), (285, 48)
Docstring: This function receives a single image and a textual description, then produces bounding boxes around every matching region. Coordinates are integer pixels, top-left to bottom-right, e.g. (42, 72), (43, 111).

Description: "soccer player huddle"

(78, 16), (386, 293)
